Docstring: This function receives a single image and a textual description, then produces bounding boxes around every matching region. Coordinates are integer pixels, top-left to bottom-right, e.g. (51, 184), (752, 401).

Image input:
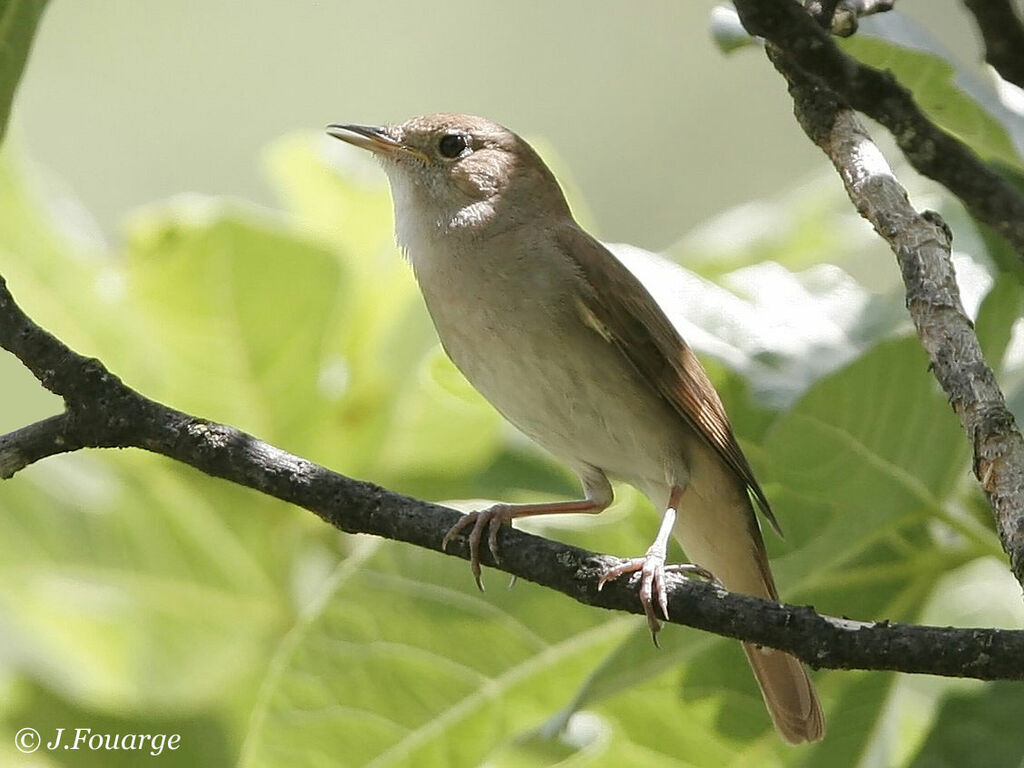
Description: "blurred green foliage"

(1, 7), (1024, 768)
(0, 0), (48, 141)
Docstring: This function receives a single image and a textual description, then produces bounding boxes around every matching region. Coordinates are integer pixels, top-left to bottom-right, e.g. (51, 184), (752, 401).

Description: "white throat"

(385, 166), (496, 261)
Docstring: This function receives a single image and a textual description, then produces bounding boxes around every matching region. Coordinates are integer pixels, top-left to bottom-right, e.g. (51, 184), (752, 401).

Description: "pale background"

(11, 0), (981, 250)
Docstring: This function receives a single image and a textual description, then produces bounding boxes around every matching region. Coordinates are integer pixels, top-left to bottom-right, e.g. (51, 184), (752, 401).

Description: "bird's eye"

(438, 133), (468, 158)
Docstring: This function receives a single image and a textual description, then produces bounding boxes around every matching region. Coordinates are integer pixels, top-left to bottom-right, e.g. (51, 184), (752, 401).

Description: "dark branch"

(0, 413), (79, 479)
(733, 0), (1024, 261)
(962, 0), (1024, 89)
(1, 274), (1023, 681)
(765, 45), (1024, 589)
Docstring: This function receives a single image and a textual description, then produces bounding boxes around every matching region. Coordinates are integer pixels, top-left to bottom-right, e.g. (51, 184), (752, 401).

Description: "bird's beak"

(326, 123), (429, 163)
(326, 123), (400, 154)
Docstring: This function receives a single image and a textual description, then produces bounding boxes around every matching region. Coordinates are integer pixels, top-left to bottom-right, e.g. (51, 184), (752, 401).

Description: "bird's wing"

(556, 224), (781, 535)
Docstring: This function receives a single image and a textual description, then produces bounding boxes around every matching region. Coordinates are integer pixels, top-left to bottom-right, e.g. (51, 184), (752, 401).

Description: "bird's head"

(327, 113), (570, 250)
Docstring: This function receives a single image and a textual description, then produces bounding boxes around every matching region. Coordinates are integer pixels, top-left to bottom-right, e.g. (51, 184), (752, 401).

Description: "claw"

(666, 562), (720, 588)
(653, 564), (668, 622)
(441, 504), (512, 591)
(487, 512), (505, 565)
(440, 513), (474, 551)
(467, 512), (487, 590)
(598, 554), (718, 645)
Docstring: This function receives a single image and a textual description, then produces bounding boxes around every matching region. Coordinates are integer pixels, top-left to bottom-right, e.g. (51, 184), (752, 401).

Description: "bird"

(326, 113), (825, 744)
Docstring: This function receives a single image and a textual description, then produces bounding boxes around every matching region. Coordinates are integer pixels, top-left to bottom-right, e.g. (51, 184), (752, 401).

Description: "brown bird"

(327, 113), (825, 744)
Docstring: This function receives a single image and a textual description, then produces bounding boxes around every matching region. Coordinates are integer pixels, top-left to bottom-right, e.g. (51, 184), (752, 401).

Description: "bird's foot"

(598, 551), (718, 645)
(441, 504), (514, 591)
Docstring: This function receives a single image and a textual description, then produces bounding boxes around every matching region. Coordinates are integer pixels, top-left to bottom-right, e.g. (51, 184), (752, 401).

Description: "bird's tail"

(743, 641), (824, 744)
(673, 481), (825, 744)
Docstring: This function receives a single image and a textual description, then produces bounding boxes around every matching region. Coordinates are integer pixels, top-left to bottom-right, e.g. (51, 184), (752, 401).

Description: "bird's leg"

(442, 497), (606, 591)
(597, 485), (719, 644)
(443, 471), (612, 591)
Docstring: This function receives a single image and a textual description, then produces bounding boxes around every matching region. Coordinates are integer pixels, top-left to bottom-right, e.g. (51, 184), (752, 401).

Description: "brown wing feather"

(557, 225), (782, 535)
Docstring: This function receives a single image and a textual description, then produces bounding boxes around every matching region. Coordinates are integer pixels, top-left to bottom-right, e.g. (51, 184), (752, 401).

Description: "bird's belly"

(426, 290), (688, 486)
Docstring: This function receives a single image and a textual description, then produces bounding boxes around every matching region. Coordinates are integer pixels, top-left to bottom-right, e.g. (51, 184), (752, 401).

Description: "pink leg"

(597, 485), (719, 644)
(443, 497), (606, 591)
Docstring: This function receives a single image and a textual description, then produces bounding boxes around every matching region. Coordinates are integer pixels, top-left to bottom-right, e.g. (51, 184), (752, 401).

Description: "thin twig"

(733, 0), (1024, 261)
(0, 413), (77, 479)
(0, 274), (1022, 679)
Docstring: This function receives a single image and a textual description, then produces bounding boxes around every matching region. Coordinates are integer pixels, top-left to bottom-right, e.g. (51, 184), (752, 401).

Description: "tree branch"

(732, 0), (1024, 261)
(0, 275), (1023, 681)
(764, 45), (1024, 590)
(0, 413), (79, 478)
(962, 0), (1024, 89)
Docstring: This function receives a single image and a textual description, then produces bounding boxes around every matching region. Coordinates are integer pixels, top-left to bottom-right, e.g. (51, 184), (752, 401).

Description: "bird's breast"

(408, 230), (691, 487)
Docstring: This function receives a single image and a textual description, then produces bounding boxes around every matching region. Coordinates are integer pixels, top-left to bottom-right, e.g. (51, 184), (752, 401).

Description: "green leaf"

(594, 672), (757, 765)
(765, 337), (969, 527)
(0, 0), (49, 142)
(239, 542), (633, 768)
(908, 682), (1024, 768)
(667, 173), (899, 284)
(974, 272), (1024, 371)
(373, 347), (502, 482)
(0, 152), (126, 363)
(3, 680), (233, 768)
(612, 243), (906, 410)
(846, 14), (1024, 172)
(762, 336), (1000, 620)
(795, 673), (898, 768)
(124, 201), (342, 448)
(966, 188), (1024, 283)
(0, 451), (289, 712)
